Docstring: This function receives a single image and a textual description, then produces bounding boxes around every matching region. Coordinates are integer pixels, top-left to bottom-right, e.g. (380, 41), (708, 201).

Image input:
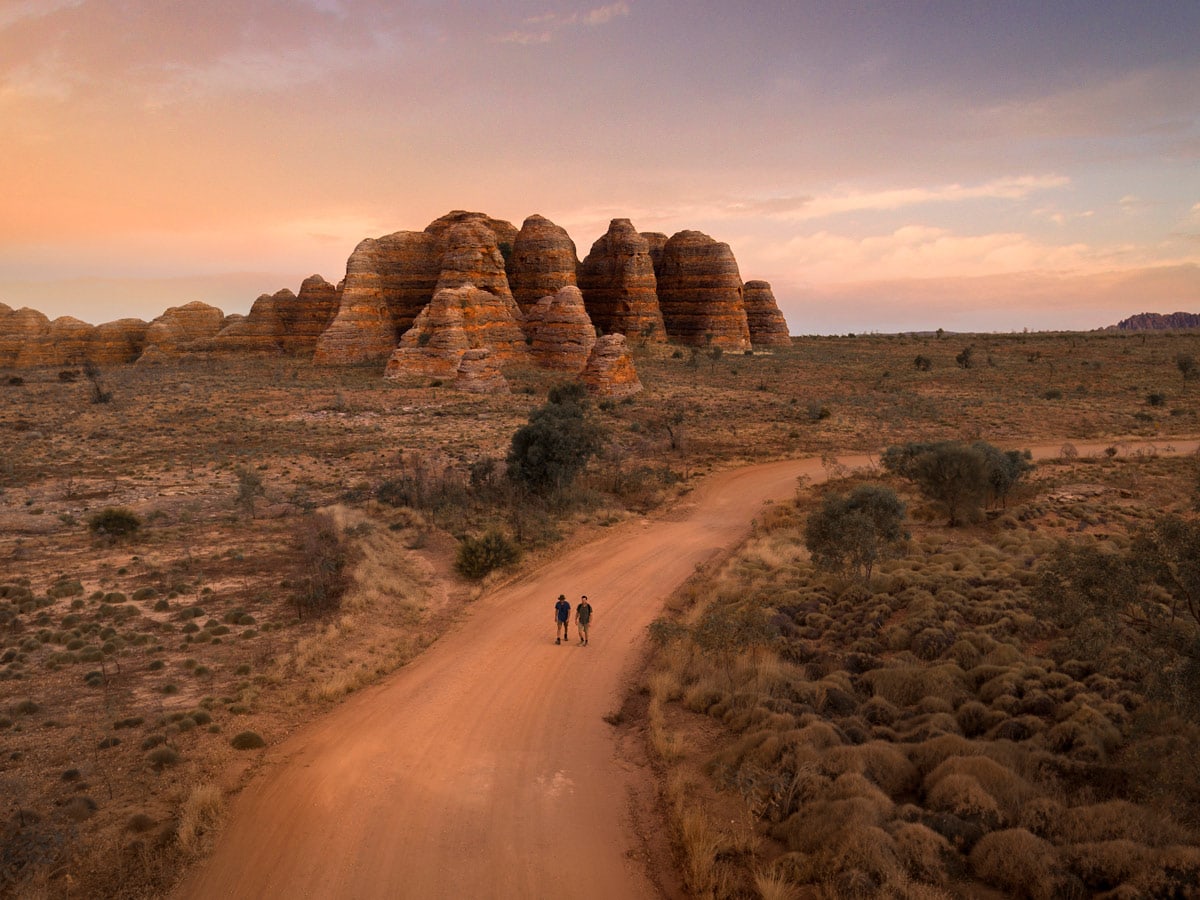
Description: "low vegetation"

(641, 449), (1200, 898)
(1, 328), (1198, 896)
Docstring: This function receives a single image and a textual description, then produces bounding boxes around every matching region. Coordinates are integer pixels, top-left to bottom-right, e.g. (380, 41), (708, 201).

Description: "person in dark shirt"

(554, 594), (571, 644)
(575, 595), (592, 646)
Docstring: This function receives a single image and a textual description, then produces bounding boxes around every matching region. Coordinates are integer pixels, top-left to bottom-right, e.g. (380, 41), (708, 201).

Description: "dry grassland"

(642, 449), (1200, 898)
(1, 328), (1198, 897)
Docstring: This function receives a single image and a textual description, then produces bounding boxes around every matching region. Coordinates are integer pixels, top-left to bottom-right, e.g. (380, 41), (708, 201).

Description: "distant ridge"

(1108, 311), (1200, 331)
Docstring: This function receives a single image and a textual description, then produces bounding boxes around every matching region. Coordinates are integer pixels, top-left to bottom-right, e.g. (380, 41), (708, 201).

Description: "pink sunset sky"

(1, 0), (1198, 333)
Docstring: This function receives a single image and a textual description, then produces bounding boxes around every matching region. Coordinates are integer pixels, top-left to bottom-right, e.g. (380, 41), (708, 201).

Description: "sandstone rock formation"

(433, 219), (518, 307)
(314, 232), (439, 365)
(641, 231), (668, 276)
(743, 280), (791, 346)
(140, 302), (225, 362)
(455, 348), (509, 394)
(577, 219), (666, 342)
(655, 231), (750, 350)
(90, 318), (149, 365)
(507, 215), (579, 313)
(0, 308), (51, 367)
(1111, 311), (1200, 331)
(316, 211), (519, 365)
(581, 333), (642, 398)
(385, 284), (529, 379)
(44, 317), (95, 366)
(283, 276), (341, 355)
(212, 290), (291, 355)
(523, 286), (596, 371)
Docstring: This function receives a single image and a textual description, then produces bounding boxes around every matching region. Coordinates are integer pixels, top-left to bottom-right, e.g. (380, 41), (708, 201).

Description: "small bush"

(146, 746), (179, 768)
(126, 813), (156, 833)
(87, 507), (141, 539)
(454, 530), (522, 580)
(292, 513), (352, 619)
(230, 731), (266, 750)
(47, 578), (84, 599)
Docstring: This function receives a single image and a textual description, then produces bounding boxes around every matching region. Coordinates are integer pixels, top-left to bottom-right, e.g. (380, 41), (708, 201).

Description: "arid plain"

(3, 329), (1200, 898)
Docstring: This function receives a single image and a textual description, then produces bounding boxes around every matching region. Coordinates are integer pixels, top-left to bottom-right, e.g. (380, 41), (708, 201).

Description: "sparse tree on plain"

(804, 484), (908, 580)
(506, 382), (606, 498)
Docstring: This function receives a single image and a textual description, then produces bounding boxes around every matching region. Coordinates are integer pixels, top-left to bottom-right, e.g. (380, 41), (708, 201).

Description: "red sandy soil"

(174, 439), (1197, 900)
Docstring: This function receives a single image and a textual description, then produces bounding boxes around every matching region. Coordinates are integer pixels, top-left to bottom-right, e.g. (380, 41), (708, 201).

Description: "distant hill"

(1108, 311), (1200, 331)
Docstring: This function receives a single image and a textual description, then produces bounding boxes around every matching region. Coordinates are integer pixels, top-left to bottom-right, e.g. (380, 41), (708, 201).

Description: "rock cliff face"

(212, 290), (291, 354)
(455, 348), (509, 394)
(0, 209), (789, 369)
(316, 211), (519, 364)
(1111, 311), (1200, 331)
(656, 231), (751, 349)
(578, 219), (666, 342)
(44, 317), (95, 366)
(743, 280), (791, 346)
(581, 334), (642, 398)
(433, 219), (517, 308)
(314, 232), (439, 364)
(384, 284), (529, 379)
(283, 276), (341, 355)
(90, 319), (149, 365)
(0, 308), (51, 367)
(641, 231), (668, 276)
(523, 286), (596, 371)
(507, 215), (579, 312)
(139, 302), (225, 363)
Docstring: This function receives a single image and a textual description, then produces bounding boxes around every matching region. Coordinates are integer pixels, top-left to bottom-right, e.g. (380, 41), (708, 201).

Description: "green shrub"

(506, 383), (606, 497)
(87, 507), (141, 539)
(454, 530), (522, 580)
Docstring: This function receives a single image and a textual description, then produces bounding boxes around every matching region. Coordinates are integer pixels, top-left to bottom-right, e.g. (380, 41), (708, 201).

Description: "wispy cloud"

(497, 2), (630, 44)
(736, 175), (1069, 221)
(140, 32), (401, 108)
(0, 50), (75, 105)
(0, 0), (82, 32)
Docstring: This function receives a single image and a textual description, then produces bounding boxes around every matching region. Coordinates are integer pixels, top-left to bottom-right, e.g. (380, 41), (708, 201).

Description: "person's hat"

(558, 594), (565, 600)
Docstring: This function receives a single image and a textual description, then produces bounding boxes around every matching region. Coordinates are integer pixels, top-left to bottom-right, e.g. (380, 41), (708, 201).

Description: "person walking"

(554, 594), (571, 644)
(575, 595), (592, 646)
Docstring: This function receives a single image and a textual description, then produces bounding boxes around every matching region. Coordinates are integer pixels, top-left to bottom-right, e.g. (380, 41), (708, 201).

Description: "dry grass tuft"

(862, 663), (970, 708)
(1060, 839), (1149, 892)
(968, 828), (1067, 900)
(925, 755), (1036, 826)
(176, 783), (224, 856)
(890, 821), (954, 887)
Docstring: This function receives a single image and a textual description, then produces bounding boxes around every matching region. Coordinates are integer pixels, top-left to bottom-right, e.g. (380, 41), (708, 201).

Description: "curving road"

(174, 440), (1196, 899)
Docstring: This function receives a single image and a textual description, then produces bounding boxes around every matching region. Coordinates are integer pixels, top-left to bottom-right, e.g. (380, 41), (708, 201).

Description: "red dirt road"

(175, 440), (1196, 900)
(175, 455), (838, 900)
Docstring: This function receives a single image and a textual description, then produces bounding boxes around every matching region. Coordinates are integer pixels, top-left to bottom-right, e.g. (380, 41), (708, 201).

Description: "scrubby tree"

(292, 513), (351, 619)
(1037, 517), (1200, 719)
(955, 345), (974, 369)
(234, 466), (265, 518)
(883, 440), (1032, 525)
(82, 361), (112, 404)
(506, 381), (606, 498)
(804, 484), (908, 580)
(1177, 353), (1196, 383)
(971, 441), (1034, 508)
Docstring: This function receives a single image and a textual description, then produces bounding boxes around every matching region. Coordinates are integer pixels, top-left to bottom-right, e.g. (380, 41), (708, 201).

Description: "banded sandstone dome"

(0, 210), (790, 370)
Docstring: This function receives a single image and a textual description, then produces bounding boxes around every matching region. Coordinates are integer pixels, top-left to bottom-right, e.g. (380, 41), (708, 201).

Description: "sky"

(1, 0), (1198, 334)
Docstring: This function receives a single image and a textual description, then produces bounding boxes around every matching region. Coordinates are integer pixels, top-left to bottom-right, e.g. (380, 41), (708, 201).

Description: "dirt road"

(175, 440), (1196, 899)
